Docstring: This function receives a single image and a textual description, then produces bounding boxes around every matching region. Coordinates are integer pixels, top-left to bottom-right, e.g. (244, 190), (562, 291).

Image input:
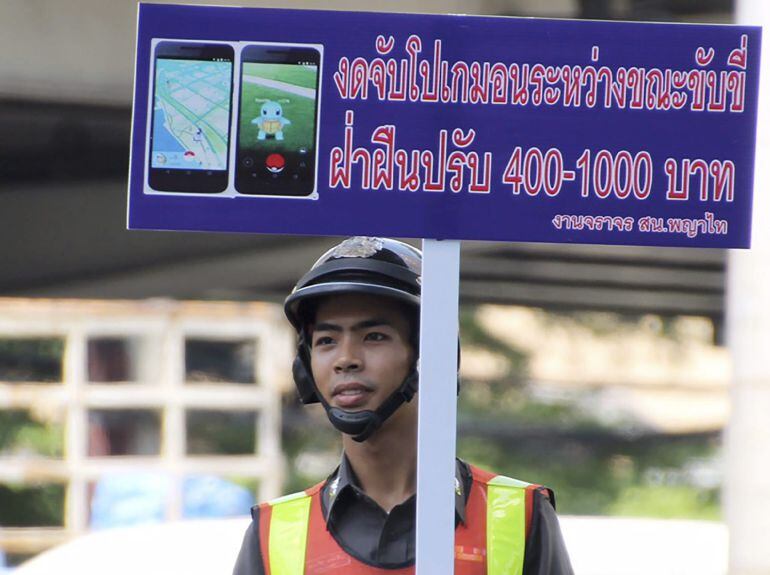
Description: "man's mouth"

(332, 382), (374, 408)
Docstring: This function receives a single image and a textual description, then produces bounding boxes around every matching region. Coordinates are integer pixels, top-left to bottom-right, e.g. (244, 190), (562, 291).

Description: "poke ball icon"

(266, 153), (285, 174)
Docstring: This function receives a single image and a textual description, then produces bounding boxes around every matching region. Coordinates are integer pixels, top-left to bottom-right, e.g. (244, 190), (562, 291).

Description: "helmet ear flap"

(292, 333), (320, 404)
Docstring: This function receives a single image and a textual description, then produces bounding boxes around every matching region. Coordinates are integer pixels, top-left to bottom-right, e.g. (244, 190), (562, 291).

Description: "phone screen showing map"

(148, 42), (233, 193)
(235, 45), (320, 197)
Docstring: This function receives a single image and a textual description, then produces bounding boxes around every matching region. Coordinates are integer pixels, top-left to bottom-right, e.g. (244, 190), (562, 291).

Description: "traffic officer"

(233, 236), (573, 575)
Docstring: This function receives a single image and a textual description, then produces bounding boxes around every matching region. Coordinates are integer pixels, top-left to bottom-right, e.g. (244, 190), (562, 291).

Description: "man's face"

(309, 293), (414, 411)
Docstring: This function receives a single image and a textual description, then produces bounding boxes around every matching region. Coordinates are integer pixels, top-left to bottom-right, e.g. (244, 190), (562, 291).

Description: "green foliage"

(186, 411), (256, 455)
(456, 305), (721, 520)
(228, 477), (260, 497)
(281, 404), (341, 495)
(0, 337), (64, 382)
(460, 383), (601, 429)
(0, 338), (67, 529)
(0, 411), (63, 457)
(608, 484), (719, 520)
(0, 484), (65, 527)
(458, 432), (720, 519)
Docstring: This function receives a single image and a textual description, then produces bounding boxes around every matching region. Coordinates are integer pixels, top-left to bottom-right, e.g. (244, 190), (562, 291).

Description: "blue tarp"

(90, 473), (254, 529)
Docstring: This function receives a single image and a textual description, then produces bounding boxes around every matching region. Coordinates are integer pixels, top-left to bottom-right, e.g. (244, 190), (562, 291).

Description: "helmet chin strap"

(319, 370), (418, 442)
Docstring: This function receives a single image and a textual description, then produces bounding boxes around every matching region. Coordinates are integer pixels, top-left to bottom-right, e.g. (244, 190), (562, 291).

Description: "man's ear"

(293, 331), (320, 404)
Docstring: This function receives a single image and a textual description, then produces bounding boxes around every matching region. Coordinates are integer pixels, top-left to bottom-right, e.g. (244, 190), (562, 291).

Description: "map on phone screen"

(151, 59), (232, 171)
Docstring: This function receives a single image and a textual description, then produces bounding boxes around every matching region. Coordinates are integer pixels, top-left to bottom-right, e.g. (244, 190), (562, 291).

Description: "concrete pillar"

(726, 2), (770, 574)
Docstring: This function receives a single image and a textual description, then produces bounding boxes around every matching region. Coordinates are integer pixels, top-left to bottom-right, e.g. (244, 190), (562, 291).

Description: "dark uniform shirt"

(233, 456), (574, 574)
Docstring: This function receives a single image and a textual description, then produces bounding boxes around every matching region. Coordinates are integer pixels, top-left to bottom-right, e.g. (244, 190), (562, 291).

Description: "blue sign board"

(128, 4), (761, 247)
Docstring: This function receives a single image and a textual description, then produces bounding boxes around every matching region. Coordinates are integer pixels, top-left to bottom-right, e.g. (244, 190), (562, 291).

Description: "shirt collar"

(323, 454), (467, 525)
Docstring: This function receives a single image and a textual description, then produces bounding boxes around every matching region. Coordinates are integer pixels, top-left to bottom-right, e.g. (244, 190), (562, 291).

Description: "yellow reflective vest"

(257, 465), (538, 575)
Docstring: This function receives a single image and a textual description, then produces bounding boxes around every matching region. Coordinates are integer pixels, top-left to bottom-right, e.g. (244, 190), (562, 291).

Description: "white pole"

(726, 3), (770, 574)
(415, 239), (461, 575)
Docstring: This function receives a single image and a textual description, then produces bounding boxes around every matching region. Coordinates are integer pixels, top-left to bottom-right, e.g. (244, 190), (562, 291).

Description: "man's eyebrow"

(313, 318), (393, 332)
(353, 318), (392, 330)
(313, 322), (342, 333)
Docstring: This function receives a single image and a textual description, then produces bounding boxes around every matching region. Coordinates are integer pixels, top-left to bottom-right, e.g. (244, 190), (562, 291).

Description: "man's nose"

(333, 339), (362, 372)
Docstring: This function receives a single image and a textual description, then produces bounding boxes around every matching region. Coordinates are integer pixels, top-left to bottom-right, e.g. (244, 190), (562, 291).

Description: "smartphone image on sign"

(236, 44), (321, 197)
(147, 41), (234, 194)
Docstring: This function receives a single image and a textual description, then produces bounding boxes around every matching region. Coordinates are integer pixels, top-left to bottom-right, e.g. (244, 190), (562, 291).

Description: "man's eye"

(313, 336), (334, 347)
(365, 332), (388, 342)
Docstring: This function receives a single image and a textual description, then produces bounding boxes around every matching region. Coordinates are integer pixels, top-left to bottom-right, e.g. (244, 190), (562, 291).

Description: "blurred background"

(1, 0), (768, 574)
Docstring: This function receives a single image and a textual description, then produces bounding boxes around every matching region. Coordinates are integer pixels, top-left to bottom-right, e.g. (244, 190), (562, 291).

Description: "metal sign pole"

(415, 238), (461, 575)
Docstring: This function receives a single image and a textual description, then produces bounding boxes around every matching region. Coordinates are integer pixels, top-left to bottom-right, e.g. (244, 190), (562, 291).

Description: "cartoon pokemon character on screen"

(251, 99), (291, 140)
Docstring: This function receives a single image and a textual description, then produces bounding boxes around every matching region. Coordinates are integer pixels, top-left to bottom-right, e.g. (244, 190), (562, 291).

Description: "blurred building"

(0, 298), (291, 559)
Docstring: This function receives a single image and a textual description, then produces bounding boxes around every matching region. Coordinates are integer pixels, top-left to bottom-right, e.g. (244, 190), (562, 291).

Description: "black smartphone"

(235, 44), (321, 197)
(147, 41), (234, 194)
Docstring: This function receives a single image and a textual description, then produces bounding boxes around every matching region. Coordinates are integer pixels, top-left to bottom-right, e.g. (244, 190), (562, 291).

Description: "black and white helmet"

(284, 236), (422, 331)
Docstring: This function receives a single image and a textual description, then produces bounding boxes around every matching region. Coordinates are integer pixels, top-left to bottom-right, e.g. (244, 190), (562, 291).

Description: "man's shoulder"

(461, 460), (556, 509)
(462, 460), (532, 488)
(250, 478), (327, 519)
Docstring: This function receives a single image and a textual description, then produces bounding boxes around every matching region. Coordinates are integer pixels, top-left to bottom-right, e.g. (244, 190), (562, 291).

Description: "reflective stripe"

(267, 475), (529, 575)
(268, 492), (312, 575)
(487, 475), (528, 575)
